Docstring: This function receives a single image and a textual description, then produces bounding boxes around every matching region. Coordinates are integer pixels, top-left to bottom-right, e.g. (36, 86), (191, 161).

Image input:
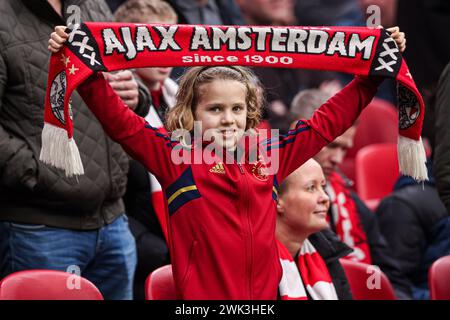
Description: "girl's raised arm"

(272, 75), (382, 183)
(49, 26), (184, 186)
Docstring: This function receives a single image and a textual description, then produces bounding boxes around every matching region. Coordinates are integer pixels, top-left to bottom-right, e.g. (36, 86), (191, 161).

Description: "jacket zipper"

(237, 163), (253, 299)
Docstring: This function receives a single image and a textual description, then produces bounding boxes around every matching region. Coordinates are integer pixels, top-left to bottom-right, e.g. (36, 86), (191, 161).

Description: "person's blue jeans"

(0, 214), (137, 300)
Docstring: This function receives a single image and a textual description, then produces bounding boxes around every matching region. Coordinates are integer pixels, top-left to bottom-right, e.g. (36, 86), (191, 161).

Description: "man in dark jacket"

(290, 88), (413, 299)
(377, 160), (450, 299)
(0, 0), (151, 299)
(434, 61), (450, 214)
(328, 171), (413, 299)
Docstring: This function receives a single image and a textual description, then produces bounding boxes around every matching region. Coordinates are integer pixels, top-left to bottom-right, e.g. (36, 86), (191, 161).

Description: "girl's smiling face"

(194, 79), (248, 150)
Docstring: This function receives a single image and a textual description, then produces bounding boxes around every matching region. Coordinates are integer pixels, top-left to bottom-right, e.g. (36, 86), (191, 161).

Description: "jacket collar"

(394, 157), (435, 190)
(308, 229), (353, 264)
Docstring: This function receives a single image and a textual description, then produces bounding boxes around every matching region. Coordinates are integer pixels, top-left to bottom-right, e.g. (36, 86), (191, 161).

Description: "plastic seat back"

(355, 143), (399, 210)
(340, 259), (396, 300)
(0, 270), (103, 300)
(145, 265), (178, 300)
(340, 99), (398, 184)
(429, 255), (450, 300)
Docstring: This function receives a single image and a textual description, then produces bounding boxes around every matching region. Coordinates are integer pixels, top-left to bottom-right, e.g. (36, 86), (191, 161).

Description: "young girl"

(49, 26), (405, 300)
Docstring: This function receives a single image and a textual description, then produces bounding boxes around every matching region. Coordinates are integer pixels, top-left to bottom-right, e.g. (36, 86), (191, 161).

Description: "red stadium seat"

(339, 259), (396, 300)
(429, 255), (450, 300)
(355, 143), (399, 211)
(0, 270), (103, 300)
(340, 98), (398, 186)
(145, 264), (178, 300)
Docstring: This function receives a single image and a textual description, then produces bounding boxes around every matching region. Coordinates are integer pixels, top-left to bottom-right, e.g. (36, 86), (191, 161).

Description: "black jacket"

(350, 193), (413, 299)
(376, 166), (450, 299)
(0, 0), (150, 229)
(397, 0), (450, 93)
(328, 173), (413, 299)
(434, 62), (450, 213)
(309, 229), (353, 300)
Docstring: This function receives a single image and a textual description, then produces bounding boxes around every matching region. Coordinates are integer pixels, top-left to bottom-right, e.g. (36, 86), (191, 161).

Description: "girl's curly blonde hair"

(166, 66), (263, 133)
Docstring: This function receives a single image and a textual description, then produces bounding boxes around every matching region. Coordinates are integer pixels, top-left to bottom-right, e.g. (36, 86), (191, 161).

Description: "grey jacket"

(0, 0), (149, 229)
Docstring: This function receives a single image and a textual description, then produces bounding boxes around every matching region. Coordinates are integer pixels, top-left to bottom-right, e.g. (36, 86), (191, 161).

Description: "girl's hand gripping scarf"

(41, 23), (427, 180)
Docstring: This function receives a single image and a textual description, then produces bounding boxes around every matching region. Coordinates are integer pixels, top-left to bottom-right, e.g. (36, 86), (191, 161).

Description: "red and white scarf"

(277, 239), (338, 300)
(41, 23), (427, 181)
(326, 172), (372, 264)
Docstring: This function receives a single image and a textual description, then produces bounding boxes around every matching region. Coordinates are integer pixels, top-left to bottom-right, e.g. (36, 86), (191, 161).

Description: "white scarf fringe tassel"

(39, 123), (84, 176)
(397, 135), (428, 181)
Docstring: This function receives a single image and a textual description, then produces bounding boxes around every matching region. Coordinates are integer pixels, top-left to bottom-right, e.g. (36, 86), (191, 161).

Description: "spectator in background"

(0, 0), (152, 300)
(276, 159), (353, 300)
(167, 0), (245, 25)
(107, 0), (246, 24)
(294, 0), (365, 89)
(236, 0), (370, 132)
(377, 160), (450, 299)
(236, 0), (300, 133)
(396, 1), (450, 152)
(115, 0), (178, 118)
(295, 0), (365, 26)
(114, 0), (178, 300)
(106, 0), (127, 12)
(396, 0), (450, 100)
(290, 87), (413, 299)
(296, 0), (398, 104)
(434, 61), (450, 215)
(107, 0), (245, 24)
(237, 0), (296, 25)
(167, 0), (246, 80)
(359, 0), (398, 27)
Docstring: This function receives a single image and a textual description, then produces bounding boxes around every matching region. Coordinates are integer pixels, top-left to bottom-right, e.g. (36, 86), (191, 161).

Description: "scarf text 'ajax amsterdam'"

(41, 23), (427, 180)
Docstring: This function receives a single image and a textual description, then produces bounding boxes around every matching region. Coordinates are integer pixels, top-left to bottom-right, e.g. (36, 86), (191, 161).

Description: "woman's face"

(194, 79), (248, 150)
(278, 159), (330, 237)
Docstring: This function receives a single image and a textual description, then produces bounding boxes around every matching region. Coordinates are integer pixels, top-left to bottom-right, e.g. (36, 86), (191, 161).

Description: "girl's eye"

(233, 105), (243, 112)
(306, 184), (316, 192)
(210, 106), (221, 113)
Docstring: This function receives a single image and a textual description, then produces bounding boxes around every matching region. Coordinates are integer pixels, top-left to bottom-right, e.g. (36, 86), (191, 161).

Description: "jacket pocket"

(180, 240), (198, 293)
(0, 139), (39, 192)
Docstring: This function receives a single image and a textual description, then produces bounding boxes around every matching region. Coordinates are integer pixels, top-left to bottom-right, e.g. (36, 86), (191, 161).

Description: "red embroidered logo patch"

(251, 158), (269, 181)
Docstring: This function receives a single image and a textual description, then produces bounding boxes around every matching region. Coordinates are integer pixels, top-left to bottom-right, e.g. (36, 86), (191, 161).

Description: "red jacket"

(78, 74), (380, 300)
